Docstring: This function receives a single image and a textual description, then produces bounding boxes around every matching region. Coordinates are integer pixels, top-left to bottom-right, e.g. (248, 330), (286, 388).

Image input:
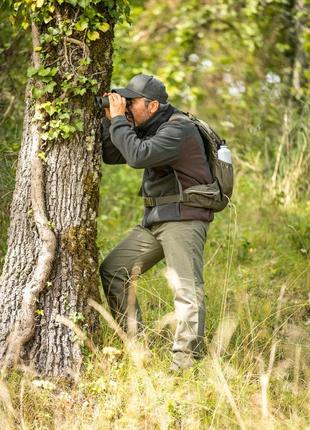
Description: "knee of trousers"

(99, 259), (110, 282)
(99, 259), (130, 295)
(174, 285), (205, 321)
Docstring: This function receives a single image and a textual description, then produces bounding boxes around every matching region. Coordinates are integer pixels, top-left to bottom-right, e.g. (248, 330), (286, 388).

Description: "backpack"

(142, 112), (234, 212)
(178, 112), (234, 212)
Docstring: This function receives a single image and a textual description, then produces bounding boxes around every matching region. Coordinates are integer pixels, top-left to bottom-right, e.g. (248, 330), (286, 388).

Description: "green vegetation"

(0, 0), (309, 427)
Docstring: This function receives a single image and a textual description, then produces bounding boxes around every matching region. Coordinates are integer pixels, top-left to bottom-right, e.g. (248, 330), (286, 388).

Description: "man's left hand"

(108, 93), (127, 118)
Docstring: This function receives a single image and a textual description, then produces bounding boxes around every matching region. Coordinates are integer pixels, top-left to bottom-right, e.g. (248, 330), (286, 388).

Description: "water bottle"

(218, 142), (232, 164)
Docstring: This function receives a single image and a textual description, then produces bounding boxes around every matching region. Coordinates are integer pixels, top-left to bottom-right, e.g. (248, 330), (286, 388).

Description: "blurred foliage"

(0, 8), (30, 263)
(112, 0), (309, 153)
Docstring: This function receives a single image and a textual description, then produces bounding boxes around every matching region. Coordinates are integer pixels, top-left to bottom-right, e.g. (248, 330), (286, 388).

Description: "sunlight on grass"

(1, 159), (309, 429)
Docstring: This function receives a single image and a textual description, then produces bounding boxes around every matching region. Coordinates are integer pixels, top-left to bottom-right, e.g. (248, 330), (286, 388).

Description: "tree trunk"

(0, 5), (114, 376)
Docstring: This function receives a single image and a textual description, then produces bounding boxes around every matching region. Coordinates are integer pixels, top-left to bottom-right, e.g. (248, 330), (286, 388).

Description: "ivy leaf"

(59, 112), (70, 120)
(21, 20), (29, 30)
(78, 0), (90, 8)
(60, 124), (75, 138)
(43, 15), (53, 24)
(75, 19), (88, 31)
(40, 102), (57, 116)
(32, 87), (45, 99)
(74, 120), (84, 132)
(38, 151), (48, 163)
(36, 0), (44, 7)
(50, 67), (58, 76)
(38, 67), (52, 77)
(87, 30), (100, 41)
(45, 81), (57, 93)
(98, 22), (110, 32)
(65, 0), (77, 6)
(74, 87), (86, 95)
(79, 58), (91, 66)
(27, 66), (38, 77)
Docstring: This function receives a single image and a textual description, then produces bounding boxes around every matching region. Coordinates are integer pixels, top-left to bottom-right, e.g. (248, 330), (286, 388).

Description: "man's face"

(126, 97), (159, 126)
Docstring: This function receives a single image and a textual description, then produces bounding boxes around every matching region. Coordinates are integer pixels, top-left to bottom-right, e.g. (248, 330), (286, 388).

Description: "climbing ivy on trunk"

(0, 0), (127, 376)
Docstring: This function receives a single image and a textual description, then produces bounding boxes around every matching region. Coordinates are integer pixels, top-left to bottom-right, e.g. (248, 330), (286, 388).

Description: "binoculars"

(95, 96), (110, 109)
(95, 95), (131, 109)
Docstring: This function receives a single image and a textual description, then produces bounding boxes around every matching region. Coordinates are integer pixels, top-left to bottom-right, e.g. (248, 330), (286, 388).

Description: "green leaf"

(98, 22), (110, 32)
(50, 67), (58, 76)
(45, 81), (57, 93)
(59, 112), (70, 120)
(35, 309), (45, 316)
(61, 124), (75, 134)
(73, 87), (86, 95)
(74, 120), (84, 132)
(36, 0), (44, 7)
(32, 87), (45, 99)
(38, 151), (48, 163)
(79, 58), (91, 66)
(78, 0), (90, 7)
(87, 30), (100, 41)
(21, 20), (29, 30)
(43, 15), (54, 24)
(27, 66), (38, 77)
(75, 19), (88, 31)
(40, 102), (57, 116)
(38, 67), (52, 77)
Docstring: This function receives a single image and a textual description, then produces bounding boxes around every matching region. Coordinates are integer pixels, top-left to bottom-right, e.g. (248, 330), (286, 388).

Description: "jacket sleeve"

(101, 117), (126, 165)
(110, 115), (186, 169)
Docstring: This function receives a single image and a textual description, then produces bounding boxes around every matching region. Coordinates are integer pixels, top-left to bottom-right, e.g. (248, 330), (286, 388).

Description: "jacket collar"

(134, 103), (175, 138)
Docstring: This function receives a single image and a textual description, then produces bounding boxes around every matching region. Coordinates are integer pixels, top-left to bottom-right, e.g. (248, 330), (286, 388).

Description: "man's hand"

(102, 92), (126, 120)
(108, 92), (127, 118)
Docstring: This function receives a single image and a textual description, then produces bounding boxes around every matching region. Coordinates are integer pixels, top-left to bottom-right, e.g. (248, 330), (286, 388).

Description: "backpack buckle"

(143, 197), (156, 207)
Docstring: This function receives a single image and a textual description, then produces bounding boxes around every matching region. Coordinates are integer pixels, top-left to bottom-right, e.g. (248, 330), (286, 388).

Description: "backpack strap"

(143, 193), (192, 207)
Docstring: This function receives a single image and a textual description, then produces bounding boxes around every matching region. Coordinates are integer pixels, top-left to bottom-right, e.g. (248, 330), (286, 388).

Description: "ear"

(149, 100), (160, 114)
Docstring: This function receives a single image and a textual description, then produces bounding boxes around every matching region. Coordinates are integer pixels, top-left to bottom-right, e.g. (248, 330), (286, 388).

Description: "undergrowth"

(1, 159), (309, 429)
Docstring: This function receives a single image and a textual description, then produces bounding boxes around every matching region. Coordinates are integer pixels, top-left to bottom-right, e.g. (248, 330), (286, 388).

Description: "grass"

(1, 161), (309, 429)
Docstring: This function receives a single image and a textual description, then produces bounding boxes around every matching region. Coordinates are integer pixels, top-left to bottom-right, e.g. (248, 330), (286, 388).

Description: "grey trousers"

(99, 220), (209, 368)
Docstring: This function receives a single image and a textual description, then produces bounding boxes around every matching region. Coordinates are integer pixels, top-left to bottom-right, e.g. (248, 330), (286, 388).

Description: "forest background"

(0, 0), (309, 428)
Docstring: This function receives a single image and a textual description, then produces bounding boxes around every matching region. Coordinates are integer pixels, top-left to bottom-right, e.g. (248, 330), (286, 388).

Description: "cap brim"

(112, 88), (142, 99)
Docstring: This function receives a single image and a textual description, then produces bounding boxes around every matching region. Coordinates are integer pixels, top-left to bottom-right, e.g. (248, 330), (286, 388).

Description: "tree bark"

(0, 5), (114, 376)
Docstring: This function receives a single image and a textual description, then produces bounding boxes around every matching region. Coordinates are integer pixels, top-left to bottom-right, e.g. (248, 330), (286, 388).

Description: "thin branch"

(64, 36), (90, 58)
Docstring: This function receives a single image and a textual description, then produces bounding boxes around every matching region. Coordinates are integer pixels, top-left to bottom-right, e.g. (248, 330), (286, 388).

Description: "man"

(100, 73), (213, 371)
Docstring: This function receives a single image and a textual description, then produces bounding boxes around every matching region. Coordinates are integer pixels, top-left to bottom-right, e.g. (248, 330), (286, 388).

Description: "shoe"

(169, 362), (183, 375)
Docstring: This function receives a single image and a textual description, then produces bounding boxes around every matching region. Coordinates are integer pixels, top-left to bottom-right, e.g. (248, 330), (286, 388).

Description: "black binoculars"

(95, 96), (110, 109)
(95, 95), (131, 109)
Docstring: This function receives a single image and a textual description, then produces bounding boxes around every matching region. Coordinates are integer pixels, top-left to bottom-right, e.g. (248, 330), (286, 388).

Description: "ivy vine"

(8, 0), (130, 141)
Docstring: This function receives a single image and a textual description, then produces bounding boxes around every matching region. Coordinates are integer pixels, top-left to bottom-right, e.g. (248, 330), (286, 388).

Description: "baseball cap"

(112, 74), (168, 104)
